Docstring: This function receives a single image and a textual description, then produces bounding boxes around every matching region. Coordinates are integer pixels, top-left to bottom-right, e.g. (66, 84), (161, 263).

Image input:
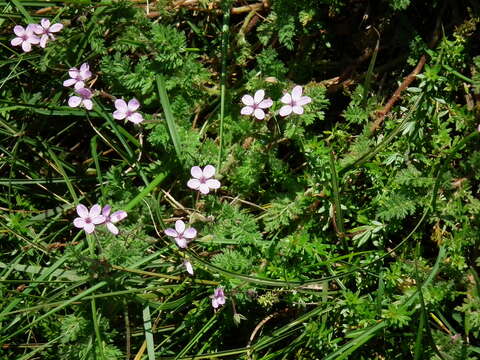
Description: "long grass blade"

(156, 74), (182, 162)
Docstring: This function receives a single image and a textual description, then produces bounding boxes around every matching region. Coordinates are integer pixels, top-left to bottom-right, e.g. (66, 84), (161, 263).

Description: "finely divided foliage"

(1, 1), (480, 359)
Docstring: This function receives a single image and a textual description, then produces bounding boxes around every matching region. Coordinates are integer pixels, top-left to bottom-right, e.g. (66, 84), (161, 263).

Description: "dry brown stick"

(370, 54), (426, 133)
(370, 1), (445, 132)
(147, 1), (265, 16)
(231, 3), (263, 14)
(246, 308), (291, 355)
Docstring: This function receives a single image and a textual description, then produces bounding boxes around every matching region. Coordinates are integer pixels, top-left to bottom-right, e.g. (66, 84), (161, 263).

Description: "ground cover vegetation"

(0, 0), (480, 358)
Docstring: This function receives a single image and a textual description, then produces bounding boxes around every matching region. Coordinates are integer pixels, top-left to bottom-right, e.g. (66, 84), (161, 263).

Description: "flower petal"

(21, 41), (32, 52)
(203, 165), (215, 178)
(190, 166), (203, 179)
(13, 25), (25, 36)
(127, 112), (143, 124)
(40, 18), (50, 29)
(258, 98), (273, 109)
(183, 227), (197, 239)
(113, 110), (126, 120)
(89, 204), (101, 218)
(68, 96), (81, 108)
(212, 298), (219, 308)
(115, 99), (127, 112)
(164, 228), (178, 237)
(29, 35), (40, 45)
(84, 223), (95, 234)
(217, 296), (226, 305)
(107, 222), (119, 235)
(241, 94), (254, 106)
(49, 23), (63, 33)
(80, 63), (89, 73)
(73, 217), (86, 228)
(280, 93), (292, 104)
(79, 63), (91, 79)
(10, 37), (23, 46)
(297, 96), (312, 106)
(110, 210), (127, 223)
(76, 204), (89, 218)
(39, 35), (48, 48)
(82, 99), (93, 110)
(292, 105), (304, 115)
(206, 179), (221, 189)
(187, 178), (200, 190)
(253, 108), (265, 120)
(127, 98), (140, 111)
(199, 183), (210, 194)
(184, 261), (194, 275)
(240, 106), (254, 116)
(77, 87), (92, 98)
(68, 68), (79, 79)
(291, 85), (303, 101)
(63, 78), (76, 87)
(279, 105), (293, 117)
(102, 205), (111, 217)
(74, 81), (85, 90)
(253, 89), (265, 104)
(175, 237), (188, 248)
(32, 24), (43, 35)
(175, 220), (185, 234)
(91, 215), (106, 224)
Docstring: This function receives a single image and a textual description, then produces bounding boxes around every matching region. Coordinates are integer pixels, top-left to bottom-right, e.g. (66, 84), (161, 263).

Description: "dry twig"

(370, 55), (427, 132)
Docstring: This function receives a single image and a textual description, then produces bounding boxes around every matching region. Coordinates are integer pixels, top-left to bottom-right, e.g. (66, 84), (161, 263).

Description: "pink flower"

(113, 98), (143, 124)
(73, 204), (105, 234)
(211, 287), (226, 309)
(240, 90), (273, 120)
(33, 18), (63, 48)
(164, 220), (197, 248)
(279, 85), (312, 117)
(187, 165), (221, 195)
(183, 260), (194, 275)
(68, 88), (93, 110)
(63, 63), (92, 90)
(11, 24), (40, 52)
(101, 205), (127, 235)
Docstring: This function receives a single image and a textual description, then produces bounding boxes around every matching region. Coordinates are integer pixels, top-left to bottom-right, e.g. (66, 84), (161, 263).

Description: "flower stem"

(217, 3), (231, 171)
(87, 234), (105, 359)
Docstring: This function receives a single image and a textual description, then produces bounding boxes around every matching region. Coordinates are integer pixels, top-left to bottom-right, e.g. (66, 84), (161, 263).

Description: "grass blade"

(10, 0), (34, 23)
(156, 74), (182, 162)
(217, 3), (230, 170)
(143, 305), (156, 360)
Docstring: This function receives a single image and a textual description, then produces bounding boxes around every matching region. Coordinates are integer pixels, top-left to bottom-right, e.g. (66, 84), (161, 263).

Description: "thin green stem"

(124, 172), (167, 212)
(87, 234), (105, 359)
(217, 4), (230, 171)
(329, 151), (346, 247)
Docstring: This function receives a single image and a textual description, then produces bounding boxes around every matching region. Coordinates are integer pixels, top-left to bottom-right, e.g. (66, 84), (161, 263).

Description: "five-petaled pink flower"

(279, 85), (312, 117)
(183, 260), (194, 275)
(101, 205), (127, 235)
(113, 98), (143, 124)
(11, 24), (40, 52)
(33, 18), (63, 48)
(73, 204), (105, 234)
(63, 63), (92, 90)
(240, 90), (273, 120)
(68, 87), (93, 110)
(164, 220), (197, 248)
(211, 287), (226, 309)
(187, 165), (221, 195)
